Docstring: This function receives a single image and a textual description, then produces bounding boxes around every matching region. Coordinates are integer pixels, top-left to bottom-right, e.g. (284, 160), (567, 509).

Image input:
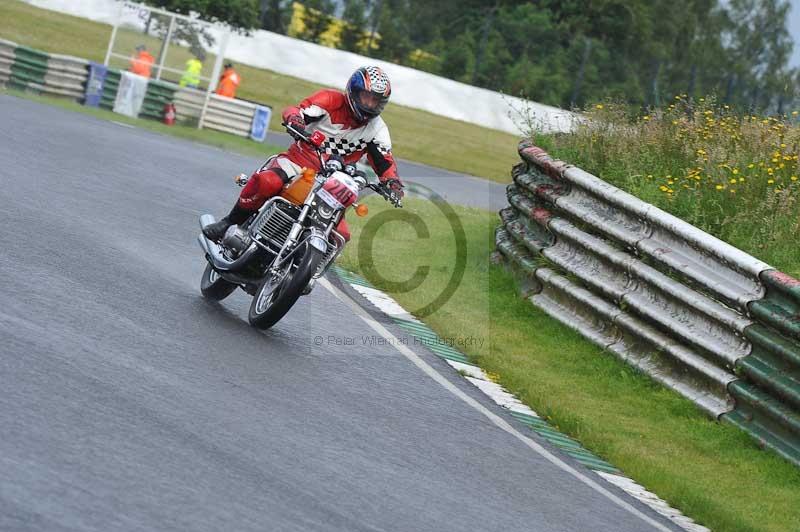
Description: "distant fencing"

(495, 140), (800, 467)
(1, 38), (89, 99)
(173, 88), (264, 137)
(28, 0), (577, 135)
(0, 38), (271, 141)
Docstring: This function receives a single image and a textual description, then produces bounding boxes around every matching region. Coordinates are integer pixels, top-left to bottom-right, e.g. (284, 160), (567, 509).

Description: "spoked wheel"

(200, 262), (237, 301)
(248, 243), (324, 329)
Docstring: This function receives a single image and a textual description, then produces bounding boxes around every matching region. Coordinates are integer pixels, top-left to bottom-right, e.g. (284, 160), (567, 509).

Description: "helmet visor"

(355, 89), (388, 116)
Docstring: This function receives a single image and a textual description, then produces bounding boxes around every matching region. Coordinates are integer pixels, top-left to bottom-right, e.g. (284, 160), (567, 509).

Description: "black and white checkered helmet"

(346, 66), (391, 122)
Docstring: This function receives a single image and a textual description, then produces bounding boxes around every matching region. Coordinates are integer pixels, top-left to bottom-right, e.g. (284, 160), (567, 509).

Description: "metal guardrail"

(173, 88), (259, 137)
(0, 38), (15, 86)
(100, 68), (121, 110)
(0, 39), (89, 99)
(9, 44), (50, 93)
(43, 53), (89, 99)
(495, 140), (800, 466)
(140, 79), (177, 121)
(1, 42), (268, 140)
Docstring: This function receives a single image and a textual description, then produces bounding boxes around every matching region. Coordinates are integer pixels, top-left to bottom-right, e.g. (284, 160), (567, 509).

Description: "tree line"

(145, 0), (799, 113)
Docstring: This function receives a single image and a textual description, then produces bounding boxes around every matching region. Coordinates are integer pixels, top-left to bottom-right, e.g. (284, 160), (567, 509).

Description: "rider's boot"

(202, 204), (254, 242)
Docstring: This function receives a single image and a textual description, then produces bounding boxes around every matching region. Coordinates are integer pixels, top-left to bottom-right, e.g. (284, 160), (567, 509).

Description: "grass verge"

(2, 88), (283, 160)
(0, 0), (519, 182)
(536, 97), (800, 275)
(338, 196), (800, 532)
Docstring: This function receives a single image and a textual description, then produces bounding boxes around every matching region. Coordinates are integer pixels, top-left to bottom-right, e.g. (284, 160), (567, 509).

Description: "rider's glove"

(380, 177), (405, 199)
(286, 114), (306, 138)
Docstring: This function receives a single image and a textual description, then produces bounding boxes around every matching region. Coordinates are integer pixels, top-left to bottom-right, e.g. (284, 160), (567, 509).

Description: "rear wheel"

(248, 244), (324, 329)
(200, 263), (237, 301)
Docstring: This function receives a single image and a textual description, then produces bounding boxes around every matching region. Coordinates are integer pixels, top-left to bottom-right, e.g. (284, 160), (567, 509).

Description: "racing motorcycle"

(197, 123), (403, 329)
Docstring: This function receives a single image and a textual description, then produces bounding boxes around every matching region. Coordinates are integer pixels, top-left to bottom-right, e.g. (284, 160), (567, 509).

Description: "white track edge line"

(320, 277), (676, 532)
(330, 276), (709, 532)
(341, 278), (710, 531)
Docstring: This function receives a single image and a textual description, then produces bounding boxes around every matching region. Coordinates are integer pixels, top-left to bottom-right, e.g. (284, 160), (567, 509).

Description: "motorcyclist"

(203, 66), (404, 243)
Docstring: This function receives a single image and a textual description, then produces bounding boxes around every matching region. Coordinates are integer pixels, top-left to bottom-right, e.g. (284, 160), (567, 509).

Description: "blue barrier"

(250, 104), (272, 142)
(84, 62), (107, 107)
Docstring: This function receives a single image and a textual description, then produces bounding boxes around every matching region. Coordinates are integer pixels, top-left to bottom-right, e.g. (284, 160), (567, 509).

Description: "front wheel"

(200, 263), (237, 300)
(248, 244), (324, 329)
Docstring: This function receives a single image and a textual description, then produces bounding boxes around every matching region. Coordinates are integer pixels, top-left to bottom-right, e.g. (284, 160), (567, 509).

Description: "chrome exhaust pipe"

(198, 215), (258, 272)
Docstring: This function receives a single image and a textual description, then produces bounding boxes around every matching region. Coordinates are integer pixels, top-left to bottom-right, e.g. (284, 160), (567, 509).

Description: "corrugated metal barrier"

(0, 38), (88, 99)
(0, 38), (15, 86)
(495, 139), (800, 466)
(173, 87), (261, 138)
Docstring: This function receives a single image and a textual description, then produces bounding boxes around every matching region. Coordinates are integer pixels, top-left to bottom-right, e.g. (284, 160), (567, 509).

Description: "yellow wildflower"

(768, 179), (775, 184)
(732, 168), (739, 175)
(595, 104), (604, 110)
(729, 178), (737, 184)
(715, 184), (724, 190)
(792, 176), (798, 181)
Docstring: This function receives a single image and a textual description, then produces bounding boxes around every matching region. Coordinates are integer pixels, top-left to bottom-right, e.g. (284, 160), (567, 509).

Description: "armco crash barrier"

(0, 39), (89, 98)
(495, 139), (800, 466)
(1, 42), (271, 140)
(100, 68), (121, 110)
(173, 87), (271, 139)
(140, 79), (177, 121)
(0, 38), (16, 86)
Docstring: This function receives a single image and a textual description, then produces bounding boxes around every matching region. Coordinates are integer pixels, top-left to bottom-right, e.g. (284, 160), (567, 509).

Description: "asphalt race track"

(0, 95), (679, 531)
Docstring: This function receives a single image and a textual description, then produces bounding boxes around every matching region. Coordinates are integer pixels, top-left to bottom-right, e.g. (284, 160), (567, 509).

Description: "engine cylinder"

(222, 226), (253, 256)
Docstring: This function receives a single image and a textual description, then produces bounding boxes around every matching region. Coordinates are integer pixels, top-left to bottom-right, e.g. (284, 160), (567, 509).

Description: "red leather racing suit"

(236, 89), (401, 241)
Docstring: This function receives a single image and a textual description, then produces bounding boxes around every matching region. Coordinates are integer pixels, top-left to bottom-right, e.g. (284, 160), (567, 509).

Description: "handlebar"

(283, 122), (402, 208)
(366, 182), (403, 208)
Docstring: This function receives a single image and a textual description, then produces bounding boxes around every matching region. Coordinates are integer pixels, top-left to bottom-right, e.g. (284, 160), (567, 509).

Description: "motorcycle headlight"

(316, 201), (335, 219)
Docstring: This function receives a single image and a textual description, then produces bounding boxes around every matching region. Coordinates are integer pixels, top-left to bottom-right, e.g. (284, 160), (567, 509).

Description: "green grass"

(0, 0), (519, 182)
(2, 88), (283, 160)
(338, 196), (800, 532)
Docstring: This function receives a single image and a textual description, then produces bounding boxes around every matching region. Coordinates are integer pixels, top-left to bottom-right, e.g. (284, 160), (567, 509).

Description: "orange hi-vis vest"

(129, 51), (155, 78)
(216, 68), (240, 98)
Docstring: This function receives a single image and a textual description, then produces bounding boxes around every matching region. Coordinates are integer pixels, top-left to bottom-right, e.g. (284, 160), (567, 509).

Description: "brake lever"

(378, 185), (403, 208)
(283, 122), (310, 143)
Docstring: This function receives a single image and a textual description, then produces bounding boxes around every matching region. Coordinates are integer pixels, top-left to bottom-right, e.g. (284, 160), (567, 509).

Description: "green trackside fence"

(726, 272), (800, 463)
(100, 68), (121, 110)
(1, 39), (89, 100)
(140, 78), (177, 121)
(9, 44), (49, 92)
(495, 140), (800, 467)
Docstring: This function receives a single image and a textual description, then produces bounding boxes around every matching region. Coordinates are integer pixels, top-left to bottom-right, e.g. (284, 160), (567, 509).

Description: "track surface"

(0, 95), (678, 531)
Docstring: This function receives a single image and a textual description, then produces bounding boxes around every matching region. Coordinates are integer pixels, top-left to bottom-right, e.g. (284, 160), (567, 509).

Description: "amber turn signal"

(354, 203), (369, 217)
